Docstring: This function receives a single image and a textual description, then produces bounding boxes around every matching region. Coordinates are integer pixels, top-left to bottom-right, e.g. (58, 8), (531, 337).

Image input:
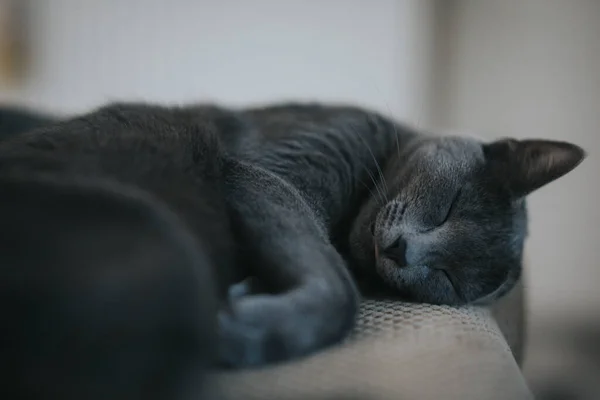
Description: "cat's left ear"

(483, 138), (586, 198)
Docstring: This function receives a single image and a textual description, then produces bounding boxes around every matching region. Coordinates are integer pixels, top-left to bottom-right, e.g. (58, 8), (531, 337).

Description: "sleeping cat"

(0, 102), (585, 399)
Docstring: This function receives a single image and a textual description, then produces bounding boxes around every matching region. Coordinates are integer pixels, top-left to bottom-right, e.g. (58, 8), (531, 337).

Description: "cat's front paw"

(226, 276), (264, 302)
(217, 285), (358, 368)
(217, 295), (290, 368)
(217, 310), (267, 367)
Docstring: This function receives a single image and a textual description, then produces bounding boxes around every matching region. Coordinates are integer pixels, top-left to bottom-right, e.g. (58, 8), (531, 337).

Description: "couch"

(210, 276), (531, 400)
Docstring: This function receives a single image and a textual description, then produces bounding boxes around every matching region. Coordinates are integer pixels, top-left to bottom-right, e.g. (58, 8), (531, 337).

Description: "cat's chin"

(468, 276), (516, 306)
(373, 259), (465, 305)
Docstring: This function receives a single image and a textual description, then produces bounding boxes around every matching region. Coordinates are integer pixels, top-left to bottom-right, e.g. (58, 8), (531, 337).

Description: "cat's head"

(349, 135), (585, 305)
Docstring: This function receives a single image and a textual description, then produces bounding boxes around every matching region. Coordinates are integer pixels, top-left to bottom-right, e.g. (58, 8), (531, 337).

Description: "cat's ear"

(483, 138), (586, 198)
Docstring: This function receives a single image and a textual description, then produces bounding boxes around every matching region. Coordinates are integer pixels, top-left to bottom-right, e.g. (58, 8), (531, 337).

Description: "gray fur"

(350, 134), (585, 304)
(0, 102), (585, 399)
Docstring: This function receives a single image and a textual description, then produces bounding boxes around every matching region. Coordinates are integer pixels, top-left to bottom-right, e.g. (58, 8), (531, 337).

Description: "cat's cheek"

(374, 258), (404, 291)
(374, 262), (463, 304)
(348, 227), (376, 272)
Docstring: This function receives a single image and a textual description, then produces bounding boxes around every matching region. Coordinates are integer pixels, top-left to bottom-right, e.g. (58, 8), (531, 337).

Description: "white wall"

(1, 0), (436, 126)
(432, 0), (600, 322)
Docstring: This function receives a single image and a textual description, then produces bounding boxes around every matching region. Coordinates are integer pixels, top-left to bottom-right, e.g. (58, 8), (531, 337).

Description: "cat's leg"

(0, 176), (218, 400)
(218, 161), (359, 367)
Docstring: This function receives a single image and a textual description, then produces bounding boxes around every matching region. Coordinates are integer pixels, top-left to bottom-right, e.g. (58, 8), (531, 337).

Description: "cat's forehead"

(415, 136), (485, 174)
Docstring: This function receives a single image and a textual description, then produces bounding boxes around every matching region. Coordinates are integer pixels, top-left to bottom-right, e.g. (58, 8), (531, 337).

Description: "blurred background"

(1, 0), (598, 398)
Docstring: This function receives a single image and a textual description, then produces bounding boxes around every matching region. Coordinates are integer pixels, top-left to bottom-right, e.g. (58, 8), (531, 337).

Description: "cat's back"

(242, 102), (395, 141)
(0, 103), (239, 281)
(0, 104), (222, 178)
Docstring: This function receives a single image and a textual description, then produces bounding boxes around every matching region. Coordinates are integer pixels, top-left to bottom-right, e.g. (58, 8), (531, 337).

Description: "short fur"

(0, 102), (585, 399)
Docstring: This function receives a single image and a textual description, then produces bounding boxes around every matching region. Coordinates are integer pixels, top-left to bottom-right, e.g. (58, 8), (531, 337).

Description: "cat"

(0, 106), (55, 139)
(0, 102), (585, 400)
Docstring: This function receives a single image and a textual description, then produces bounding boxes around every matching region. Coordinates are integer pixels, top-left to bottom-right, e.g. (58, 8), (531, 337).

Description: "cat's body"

(0, 102), (585, 399)
(0, 106), (55, 139)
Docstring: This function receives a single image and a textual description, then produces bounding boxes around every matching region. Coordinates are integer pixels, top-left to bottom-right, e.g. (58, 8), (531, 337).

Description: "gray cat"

(0, 102), (585, 399)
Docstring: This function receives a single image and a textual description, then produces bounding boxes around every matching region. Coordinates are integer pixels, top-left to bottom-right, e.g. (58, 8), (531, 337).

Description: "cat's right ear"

(483, 138), (586, 198)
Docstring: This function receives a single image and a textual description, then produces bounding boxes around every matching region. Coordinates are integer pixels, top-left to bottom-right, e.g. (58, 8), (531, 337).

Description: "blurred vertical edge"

(0, 0), (30, 87)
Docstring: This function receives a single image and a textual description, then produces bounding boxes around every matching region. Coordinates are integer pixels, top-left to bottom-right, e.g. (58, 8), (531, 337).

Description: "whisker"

(359, 83), (407, 206)
(353, 124), (389, 203)
(359, 180), (384, 207)
(365, 111), (395, 199)
(368, 83), (402, 165)
(347, 130), (386, 206)
(363, 167), (386, 206)
(393, 119), (401, 159)
(347, 125), (387, 205)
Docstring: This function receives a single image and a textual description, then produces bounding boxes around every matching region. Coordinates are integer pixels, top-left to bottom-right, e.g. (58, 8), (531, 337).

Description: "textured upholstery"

(211, 279), (531, 400)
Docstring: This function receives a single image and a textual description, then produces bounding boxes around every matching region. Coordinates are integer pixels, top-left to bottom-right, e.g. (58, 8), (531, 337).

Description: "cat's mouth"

(372, 237), (464, 304)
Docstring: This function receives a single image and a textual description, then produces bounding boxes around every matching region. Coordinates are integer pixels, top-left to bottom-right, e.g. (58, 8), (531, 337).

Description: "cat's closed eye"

(424, 188), (462, 231)
(441, 188), (461, 224)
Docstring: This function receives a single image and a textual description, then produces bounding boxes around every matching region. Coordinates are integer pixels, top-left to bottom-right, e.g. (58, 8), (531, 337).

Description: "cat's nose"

(381, 237), (408, 266)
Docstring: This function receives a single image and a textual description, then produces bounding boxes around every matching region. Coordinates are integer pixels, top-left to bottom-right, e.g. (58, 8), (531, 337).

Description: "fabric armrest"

(213, 281), (531, 400)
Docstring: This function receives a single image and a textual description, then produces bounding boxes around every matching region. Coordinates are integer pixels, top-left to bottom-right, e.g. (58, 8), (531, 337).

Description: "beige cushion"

(211, 279), (531, 400)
